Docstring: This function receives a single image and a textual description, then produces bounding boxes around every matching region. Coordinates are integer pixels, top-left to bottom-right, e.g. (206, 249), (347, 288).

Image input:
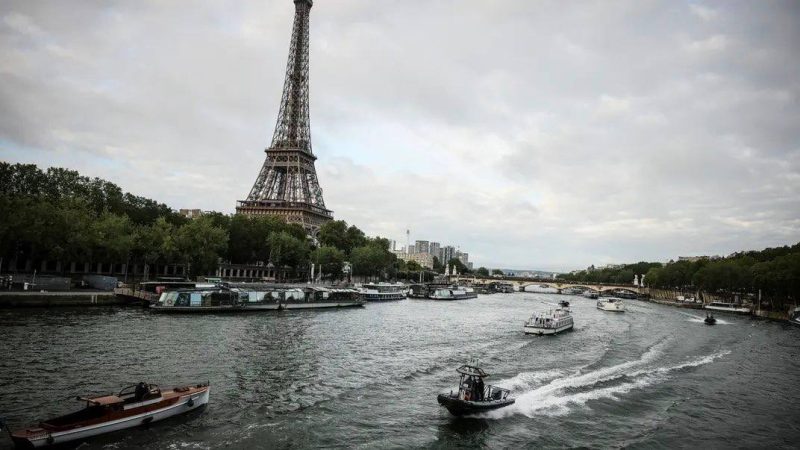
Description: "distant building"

(415, 240), (430, 255)
(457, 252), (469, 266)
(429, 242), (441, 261)
(397, 252), (434, 269)
(678, 256), (708, 262)
(179, 209), (203, 219)
(441, 246), (456, 263)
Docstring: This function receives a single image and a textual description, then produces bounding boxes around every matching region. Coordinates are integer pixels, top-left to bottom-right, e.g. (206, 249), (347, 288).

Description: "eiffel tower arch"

(237, 0), (333, 235)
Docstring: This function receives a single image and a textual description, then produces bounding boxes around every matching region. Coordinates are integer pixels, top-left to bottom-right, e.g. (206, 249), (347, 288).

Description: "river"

(1, 293), (799, 449)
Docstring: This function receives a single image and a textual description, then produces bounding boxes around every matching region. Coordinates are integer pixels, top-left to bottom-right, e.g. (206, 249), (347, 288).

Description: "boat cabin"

(454, 365), (509, 402)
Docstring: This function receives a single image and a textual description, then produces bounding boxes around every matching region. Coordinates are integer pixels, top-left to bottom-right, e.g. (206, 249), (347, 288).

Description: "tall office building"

(429, 242), (441, 261)
(415, 240), (430, 255)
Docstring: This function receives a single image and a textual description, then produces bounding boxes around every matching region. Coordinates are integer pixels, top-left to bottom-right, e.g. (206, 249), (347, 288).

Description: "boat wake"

(479, 345), (730, 419)
(681, 312), (733, 325)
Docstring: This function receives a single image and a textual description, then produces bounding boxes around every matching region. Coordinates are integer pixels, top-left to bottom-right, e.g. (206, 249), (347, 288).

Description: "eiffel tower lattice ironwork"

(237, 0), (332, 234)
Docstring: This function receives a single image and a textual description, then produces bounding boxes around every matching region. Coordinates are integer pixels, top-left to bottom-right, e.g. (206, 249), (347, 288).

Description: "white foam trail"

(481, 346), (729, 419)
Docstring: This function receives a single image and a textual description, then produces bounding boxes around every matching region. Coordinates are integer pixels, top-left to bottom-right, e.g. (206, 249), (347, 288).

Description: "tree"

(476, 267), (490, 276)
(267, 231), (310, 280)
(491, 269), (504, 276)
(432, 256), (444, 273)
(174, 216), (228, 278)
(311, 246), (345, 280)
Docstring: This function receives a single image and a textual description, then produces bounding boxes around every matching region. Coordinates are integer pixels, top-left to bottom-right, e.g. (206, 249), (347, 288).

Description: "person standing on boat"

(476, 377), (485, 401)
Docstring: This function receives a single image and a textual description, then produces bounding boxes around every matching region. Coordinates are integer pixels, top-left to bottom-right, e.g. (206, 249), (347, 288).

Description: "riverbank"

(0, 291), (128, 307)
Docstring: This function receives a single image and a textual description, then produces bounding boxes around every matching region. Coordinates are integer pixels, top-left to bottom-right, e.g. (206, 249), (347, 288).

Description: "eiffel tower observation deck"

(237, 0), (333, 234)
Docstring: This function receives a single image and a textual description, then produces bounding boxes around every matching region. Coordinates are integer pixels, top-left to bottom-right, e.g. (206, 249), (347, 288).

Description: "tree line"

(556, 245), (800, 309)
(0, 163), (400, 281)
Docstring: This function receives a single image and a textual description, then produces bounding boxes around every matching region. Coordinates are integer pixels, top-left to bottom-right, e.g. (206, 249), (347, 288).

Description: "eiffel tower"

(237, 0), (332, 234)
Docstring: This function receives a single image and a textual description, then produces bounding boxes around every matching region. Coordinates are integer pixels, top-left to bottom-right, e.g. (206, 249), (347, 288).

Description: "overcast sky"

(1, 1), (798, 271)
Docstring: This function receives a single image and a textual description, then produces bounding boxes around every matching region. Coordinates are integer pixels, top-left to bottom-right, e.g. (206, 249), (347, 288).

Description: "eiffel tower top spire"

(270, 0), (313, 154)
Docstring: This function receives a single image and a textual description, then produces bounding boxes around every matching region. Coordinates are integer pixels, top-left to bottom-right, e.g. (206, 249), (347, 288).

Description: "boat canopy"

(456, 365), (488, 378)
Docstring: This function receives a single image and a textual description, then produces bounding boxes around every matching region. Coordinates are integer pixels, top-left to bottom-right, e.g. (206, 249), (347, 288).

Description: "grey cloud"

(0, 0), (798, 270)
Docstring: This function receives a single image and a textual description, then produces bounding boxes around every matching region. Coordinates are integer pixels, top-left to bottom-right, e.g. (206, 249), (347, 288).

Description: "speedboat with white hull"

(8, 382), (209, 448)
(524, 308), (574, 335)
(437, 365), (514, 416)
(597, 298), (625, 312)
(789, 306), (800, 326)
(704, 301), (750, 314)
(359, 283), (407, 302)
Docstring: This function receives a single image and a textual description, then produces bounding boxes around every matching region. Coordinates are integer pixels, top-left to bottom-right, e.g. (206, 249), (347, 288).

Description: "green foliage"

(476, 267), (490, 276)
(174, 216), (228, 276)
(317, 220), (368, 256)
(448, 258), (470, 274)
(491, 269), (504, 276)
(311, 246), (345, 280)
(432, 256), (444, 273)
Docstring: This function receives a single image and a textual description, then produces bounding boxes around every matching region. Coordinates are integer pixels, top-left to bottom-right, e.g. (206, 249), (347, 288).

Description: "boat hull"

(149, 301), (364, 313)
(523, 323), (573, 335)
(428, 294), (478, 301)
(12, 387), (209, 448)
(437, 394), (515, 416)
(704, 305), (750, 314)
(597, 301), (625, 312)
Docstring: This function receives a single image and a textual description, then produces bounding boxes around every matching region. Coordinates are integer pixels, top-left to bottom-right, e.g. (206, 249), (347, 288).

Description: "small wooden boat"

(704, 314), (717, 325)
(437, 365), (514, 416)
(8, 382), (209, 448)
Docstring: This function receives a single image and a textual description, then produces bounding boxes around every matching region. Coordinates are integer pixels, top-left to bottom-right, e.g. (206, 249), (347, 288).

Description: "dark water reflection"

(1, 295), (799, 449)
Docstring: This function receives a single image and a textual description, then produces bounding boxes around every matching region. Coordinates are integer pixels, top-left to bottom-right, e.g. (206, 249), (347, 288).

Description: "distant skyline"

(1, 1), (798, 271)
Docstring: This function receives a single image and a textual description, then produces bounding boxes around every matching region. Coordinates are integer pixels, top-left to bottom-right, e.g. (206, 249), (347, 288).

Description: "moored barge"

(150, 285), (364, 312)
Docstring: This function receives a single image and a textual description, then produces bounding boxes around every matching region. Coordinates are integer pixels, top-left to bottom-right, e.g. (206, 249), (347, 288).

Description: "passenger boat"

(429, 287), (478, 301)
(597, 298), (625, 312)
(150, 286), (364, 312)
(583, 292), (599, 299)
(8, 382), (209, 448)
(358, 283), (407, 302)
(437, 365), (514, 416)
(704, 301), (750, 314)
(524, 308), (574, 335)
(704, 313), (717, 325)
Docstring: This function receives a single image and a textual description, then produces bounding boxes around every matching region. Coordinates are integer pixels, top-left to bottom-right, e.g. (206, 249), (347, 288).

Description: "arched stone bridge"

(450, 275), (644, 295)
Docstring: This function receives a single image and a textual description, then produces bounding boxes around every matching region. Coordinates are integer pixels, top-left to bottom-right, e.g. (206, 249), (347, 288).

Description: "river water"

(1, 293), (799, 449)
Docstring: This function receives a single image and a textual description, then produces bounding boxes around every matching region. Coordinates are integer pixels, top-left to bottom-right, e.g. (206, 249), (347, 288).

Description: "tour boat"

(437, 364), (514, 416)
(704, 313), (717, 325)
(358, 283), (407, 301)
(597, 298), (625, 312)
(524, 308), (574, 335)
(429, 287), (478, 301)
(150, 286), (364, 312)
(704, 301), (750, 314)
(9, 382), (209, 448)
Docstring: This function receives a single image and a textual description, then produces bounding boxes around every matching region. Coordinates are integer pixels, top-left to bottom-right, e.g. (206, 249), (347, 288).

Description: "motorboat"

(150, 286), (364, 312)
(8, 382), (209, 448)
(524, 308), (574, 335)
(558, 299), (570, 308)
(429, 286), (478, 301)
(704, 313), (717, 325)
(597, 298), (625, 312)
(704, 301), (750, 314)
(437, 365), (514, 416)
(359, 283), (407, 301)
(583, 292), (599, 299)
(789, 306), (800, 326)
